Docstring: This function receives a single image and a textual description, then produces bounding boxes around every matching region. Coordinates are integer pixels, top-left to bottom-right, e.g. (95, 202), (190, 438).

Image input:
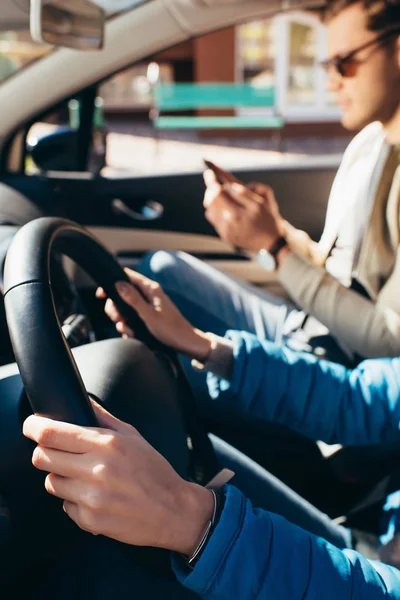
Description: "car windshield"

(0, 31), (51, 85)
(0, 1), (153, 87)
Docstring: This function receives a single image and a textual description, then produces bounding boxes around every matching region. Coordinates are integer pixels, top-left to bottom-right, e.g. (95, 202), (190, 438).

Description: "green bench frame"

(150, 83), (285, 134)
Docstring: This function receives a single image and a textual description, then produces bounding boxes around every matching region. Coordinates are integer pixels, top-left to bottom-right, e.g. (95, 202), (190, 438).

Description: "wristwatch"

(257, 236), (288, 271)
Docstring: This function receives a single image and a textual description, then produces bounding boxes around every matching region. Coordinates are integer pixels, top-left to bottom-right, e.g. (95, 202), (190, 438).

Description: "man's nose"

(326, 66), (343, 93)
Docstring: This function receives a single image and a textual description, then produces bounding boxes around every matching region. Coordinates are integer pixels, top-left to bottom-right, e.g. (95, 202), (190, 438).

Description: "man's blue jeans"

(139, 250), (299, 343)
(137, 251), (349, 503)
(138, 251), (298, 410)
(138, 251), (351, 402)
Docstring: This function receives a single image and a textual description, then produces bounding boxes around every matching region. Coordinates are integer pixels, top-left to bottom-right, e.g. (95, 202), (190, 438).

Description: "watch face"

(257, 250), (275, 271)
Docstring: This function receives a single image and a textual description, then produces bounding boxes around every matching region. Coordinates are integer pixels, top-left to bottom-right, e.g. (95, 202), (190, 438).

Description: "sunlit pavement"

(31, 121), (351, 178)
(103, 122), (350, 178)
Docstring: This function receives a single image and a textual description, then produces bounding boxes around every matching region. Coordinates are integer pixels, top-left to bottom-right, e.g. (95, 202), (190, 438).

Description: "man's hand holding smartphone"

(202, 159), (286, 254)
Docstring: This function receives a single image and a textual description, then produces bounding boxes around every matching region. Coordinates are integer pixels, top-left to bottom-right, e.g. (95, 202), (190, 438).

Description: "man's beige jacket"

(280, 122), (400, 359)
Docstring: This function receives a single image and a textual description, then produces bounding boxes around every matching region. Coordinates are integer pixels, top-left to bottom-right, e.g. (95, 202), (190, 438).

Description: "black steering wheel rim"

(2, 217), (162, 426)
(3, 217), (218, 485)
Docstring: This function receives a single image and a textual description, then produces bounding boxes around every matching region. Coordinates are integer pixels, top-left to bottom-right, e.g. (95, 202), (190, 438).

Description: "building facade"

(99, 12), (344, 135)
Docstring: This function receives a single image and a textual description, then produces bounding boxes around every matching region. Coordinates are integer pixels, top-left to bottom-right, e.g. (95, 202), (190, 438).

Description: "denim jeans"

(138, 251), (352, 397)
(32, 435), (351, 600)
(137, 251), (353, 502)
(138, 251), (296, 409)
(139, 251), (299, 343)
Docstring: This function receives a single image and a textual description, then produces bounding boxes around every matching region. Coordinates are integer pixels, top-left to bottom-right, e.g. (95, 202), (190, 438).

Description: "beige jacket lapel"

(355, 151), (400, 299)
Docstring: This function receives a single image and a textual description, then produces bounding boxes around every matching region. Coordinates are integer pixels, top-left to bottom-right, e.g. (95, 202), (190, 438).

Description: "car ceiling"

(0, 0), (326, 31)
(166, 0), (325, 35)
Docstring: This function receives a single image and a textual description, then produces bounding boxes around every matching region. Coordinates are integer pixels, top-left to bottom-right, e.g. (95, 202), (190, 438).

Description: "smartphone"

(203, 159), (244, 186)
(203, 160), (248, 255)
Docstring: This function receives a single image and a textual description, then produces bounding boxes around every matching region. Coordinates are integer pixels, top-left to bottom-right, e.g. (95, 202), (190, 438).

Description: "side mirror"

(27, 125), (107, 174)
(30, 0), (105, 51)
(27, 128), (80, 172)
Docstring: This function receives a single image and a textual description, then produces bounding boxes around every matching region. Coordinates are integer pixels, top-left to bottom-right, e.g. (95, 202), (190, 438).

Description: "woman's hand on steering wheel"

(96, 269), (212, 362)
(23, 399), (215, 554)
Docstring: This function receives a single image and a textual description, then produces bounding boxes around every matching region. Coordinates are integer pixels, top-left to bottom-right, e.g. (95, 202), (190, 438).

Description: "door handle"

(111, 199), (164, 222)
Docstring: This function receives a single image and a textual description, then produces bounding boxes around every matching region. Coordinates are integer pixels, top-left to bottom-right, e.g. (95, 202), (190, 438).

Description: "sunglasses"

(320, 27), (400, 78)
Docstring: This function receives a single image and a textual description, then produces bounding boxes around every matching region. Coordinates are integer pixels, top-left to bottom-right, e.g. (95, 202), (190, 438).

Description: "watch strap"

(267, 236), (288, 258)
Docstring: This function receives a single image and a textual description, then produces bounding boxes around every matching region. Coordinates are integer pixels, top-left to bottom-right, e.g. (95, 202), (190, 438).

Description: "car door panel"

(2, 160), (338, 287)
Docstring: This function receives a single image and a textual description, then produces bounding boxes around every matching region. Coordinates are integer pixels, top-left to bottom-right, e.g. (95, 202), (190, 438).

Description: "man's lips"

(337, 98), (352, 109)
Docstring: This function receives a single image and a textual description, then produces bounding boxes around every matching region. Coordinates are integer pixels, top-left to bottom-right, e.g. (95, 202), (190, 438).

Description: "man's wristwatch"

(257, 236), (288, 271)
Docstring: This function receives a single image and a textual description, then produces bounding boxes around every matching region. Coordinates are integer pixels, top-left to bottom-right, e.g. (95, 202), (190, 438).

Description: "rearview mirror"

(30, 0), (105, 50)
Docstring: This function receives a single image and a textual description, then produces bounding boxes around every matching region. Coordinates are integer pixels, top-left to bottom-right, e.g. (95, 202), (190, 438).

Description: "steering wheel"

(3, 217), (217, 482)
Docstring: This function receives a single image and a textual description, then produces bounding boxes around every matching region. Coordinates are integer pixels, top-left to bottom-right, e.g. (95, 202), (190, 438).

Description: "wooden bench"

(150, 83), (285, 144)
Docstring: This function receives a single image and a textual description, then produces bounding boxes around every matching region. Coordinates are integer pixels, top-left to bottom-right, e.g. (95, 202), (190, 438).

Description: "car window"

(0, 31), (51, 86)
(25, 92), (108, 175)
(23, 14), (345, 179)
(95, 15), (341, 179)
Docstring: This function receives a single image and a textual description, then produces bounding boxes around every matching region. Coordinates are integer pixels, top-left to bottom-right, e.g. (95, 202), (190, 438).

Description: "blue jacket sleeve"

(172, 486), (400, 600)
(206, 331), (400, 445)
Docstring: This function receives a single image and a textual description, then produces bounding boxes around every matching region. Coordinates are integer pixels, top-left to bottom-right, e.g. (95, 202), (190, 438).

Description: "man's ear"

(396, 36), (400, 69)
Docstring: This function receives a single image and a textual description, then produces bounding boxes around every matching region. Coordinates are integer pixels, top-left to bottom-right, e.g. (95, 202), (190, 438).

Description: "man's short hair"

(323, 0), (400, 30)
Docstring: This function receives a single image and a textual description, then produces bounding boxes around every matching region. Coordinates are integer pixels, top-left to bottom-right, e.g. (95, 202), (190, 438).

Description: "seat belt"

(346, 476), (391, 517)
(336, 449), (400, 522)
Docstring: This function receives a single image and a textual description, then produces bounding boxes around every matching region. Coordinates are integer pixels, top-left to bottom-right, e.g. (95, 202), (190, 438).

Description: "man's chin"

(340, 112), (368, 132)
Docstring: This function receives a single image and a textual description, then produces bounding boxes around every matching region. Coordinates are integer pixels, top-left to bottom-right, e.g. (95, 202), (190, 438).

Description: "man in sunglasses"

(140, 0), (400, 370)
(138, 0), (400, 492)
